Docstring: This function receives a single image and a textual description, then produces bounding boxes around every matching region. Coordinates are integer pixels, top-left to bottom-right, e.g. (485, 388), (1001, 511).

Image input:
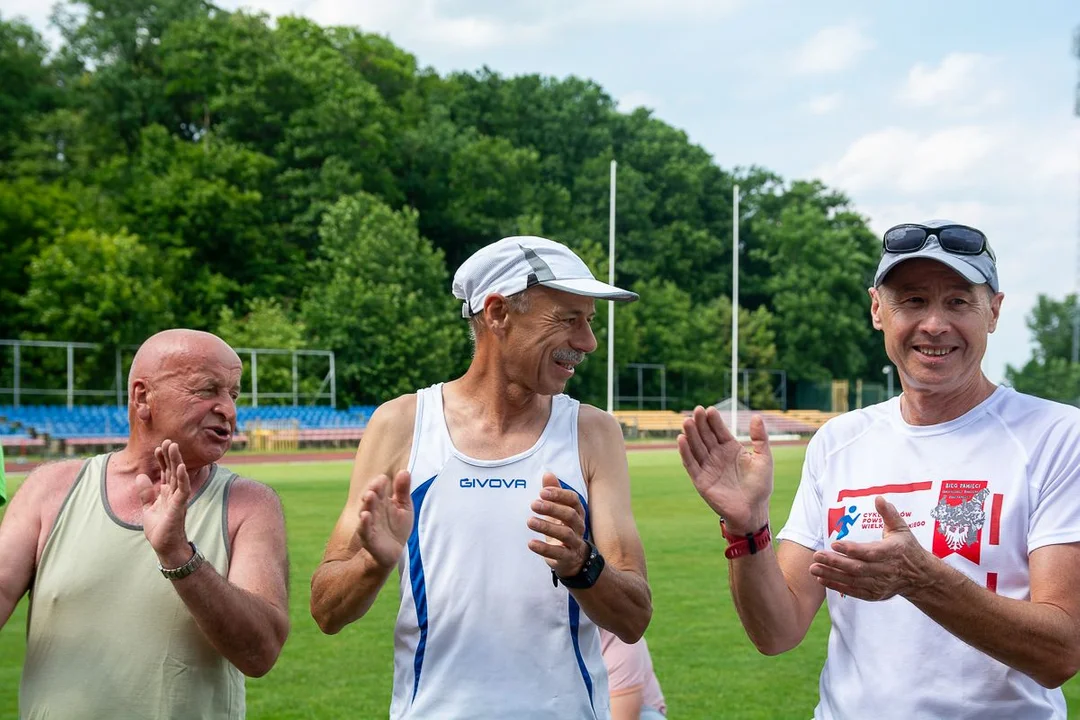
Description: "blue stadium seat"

(0, 404), (369, 439)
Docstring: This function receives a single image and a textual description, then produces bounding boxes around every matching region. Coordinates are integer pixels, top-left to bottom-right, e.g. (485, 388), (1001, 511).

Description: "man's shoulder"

(221, 473), (280, 506)
(811, 403), (891, 450)
(216, 473), (286, 538)
(576, 402), (621, 429)
(575, 403), (624, 444)
(21, 458), (91, 500)
(992, 386), (1080, 425)
(987, 387), (1080, 451)
(365, 394), (419, 437)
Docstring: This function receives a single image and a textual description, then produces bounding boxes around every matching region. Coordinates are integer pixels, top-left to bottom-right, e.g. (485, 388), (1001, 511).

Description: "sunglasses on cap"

(882, 224), (996, 262)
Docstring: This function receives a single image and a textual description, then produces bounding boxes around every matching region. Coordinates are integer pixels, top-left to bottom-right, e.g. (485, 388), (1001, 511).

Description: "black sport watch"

(552, 539), (606, 589)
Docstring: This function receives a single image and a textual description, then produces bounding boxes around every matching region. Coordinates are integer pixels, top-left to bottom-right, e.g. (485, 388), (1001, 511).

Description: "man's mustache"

(553, 349), (585, 365)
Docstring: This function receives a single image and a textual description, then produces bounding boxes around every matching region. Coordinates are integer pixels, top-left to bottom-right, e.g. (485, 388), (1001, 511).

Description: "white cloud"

(802, 92), (842, 115)
(822, 119), (1079, 383)
(217, 0), (743, 52)
(618, 90), (660, 113)
(226, 0), (558, 50)
(897, 52), (1005, 110)
(816, 125), (1002, 194)
(792, 22), (874, 75)
(573, 0), (743, 22)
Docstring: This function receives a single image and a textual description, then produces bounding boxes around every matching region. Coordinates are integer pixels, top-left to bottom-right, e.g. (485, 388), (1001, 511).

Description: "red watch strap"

(722, 522), (771, 559)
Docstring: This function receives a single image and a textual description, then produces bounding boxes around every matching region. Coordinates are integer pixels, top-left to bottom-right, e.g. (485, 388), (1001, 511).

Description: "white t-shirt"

(778, 386), (1080, 720)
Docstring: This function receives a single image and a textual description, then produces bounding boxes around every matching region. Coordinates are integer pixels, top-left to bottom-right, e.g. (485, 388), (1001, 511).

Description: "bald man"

(0, 329), (289, 719)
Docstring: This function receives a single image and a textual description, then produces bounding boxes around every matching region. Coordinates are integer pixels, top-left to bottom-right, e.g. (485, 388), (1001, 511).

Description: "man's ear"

(484, 294), (511, 335)
(869, 287), (884, 331)
(132, 379), (152, 422)
(988, 291), (1004, 333)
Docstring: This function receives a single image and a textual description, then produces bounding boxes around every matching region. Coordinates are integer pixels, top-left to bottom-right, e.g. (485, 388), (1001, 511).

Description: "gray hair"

(468, 290), (532, 346)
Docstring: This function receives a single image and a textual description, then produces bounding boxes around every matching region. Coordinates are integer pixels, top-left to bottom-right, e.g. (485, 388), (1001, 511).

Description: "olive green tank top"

(20, 453), (245, 719)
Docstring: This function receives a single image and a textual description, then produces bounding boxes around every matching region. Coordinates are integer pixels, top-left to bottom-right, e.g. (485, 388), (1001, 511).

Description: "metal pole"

(607, 159), (617, 414)
(1073, 302), (1079, 364)
(660, 366), (667, 411)
(250, 352), (258, 408)
(1072, 30), (1080, 367)
(115, 347), (123, 407)
(13, 344), (20, 408)
(67, 344), (74, 410)
(329, 352), (336, 409)
(637, 364), (643, 409)
(731, 185), (740, 434)
(292, 352), (299, 407)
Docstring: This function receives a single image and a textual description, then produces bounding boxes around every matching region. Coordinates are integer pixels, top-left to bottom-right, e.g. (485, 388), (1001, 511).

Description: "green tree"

(1005, 294), (1080, 405)
(0, 17), (58, 162)
(748, 181), (881, 382)
(20, 228), (179, 345)
(621, 279), (778, 409)
(217, 298), (310, 404)
(50, 0), (209, 153)
(100, 124), (281, 300)
(301, 193), (468, 405)
(0, 179), (117, 338)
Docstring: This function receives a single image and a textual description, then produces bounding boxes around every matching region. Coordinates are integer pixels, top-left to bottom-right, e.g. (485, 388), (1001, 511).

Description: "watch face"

(582, 543), (604, 582)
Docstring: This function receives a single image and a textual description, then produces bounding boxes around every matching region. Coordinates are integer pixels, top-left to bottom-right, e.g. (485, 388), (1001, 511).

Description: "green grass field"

(2, 447), (1079, 718)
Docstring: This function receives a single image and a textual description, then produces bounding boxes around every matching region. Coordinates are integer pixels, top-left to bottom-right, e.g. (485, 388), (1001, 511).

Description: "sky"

(3, 0), (1079, 383)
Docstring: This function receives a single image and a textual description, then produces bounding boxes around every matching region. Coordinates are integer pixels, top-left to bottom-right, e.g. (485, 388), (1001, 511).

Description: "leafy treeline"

(0, 0), (892, 409)
(1006, 295), (1080, 406)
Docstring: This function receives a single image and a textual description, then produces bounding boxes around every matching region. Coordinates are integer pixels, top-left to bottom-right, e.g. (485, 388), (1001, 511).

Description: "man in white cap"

(311, 236), (652, 719)
(680, 219), (1080, 718)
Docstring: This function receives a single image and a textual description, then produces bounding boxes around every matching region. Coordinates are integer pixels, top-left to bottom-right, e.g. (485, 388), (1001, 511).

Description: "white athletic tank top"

(389, 383), (610, 720)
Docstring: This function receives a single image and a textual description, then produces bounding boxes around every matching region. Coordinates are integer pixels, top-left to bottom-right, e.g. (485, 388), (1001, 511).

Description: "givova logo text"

(459, 478), (527, 489)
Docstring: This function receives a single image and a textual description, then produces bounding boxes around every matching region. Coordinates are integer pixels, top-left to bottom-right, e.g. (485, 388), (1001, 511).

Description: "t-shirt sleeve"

(1028, 413), (1080, 552)
(601, 630), (648, 695)
(776, 432), (825, 551)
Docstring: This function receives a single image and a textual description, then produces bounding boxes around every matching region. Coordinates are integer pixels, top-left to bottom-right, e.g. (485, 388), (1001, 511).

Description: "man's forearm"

(310, 550), (394, 635)
(907, 561), (1080, 688)
(572, 565), (651, 643)
(729, 545), (814, 656)
(170, 565), (289, 677)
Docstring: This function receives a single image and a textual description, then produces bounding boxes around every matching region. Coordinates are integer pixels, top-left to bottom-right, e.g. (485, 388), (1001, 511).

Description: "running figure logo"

(831, 505), (860, 540)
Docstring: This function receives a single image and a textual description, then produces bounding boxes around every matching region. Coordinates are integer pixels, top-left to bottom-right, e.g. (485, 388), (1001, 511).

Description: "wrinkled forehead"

(160, 344), (242, 383)
(536, 286), (597, 314)
(881, 258), (981, 292)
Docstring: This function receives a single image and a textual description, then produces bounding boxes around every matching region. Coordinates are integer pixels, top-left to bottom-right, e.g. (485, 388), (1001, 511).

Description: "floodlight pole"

(731, 185), (740, 434)
(607, 160), (617, 414)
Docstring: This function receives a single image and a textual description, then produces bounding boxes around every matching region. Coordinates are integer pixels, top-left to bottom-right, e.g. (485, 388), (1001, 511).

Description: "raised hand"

(358, 470), (413, 569)
(527, 472), (589, 578)
(678, 407), (774, 534)
(809, 496), (931, 601)
(135, 439), (193, 567)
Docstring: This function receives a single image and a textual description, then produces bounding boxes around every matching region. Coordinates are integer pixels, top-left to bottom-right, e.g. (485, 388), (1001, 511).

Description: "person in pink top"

(601, 628), (668, 719)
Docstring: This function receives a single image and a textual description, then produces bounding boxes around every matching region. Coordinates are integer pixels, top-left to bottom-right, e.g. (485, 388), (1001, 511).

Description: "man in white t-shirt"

(679, 219), (1080, 719)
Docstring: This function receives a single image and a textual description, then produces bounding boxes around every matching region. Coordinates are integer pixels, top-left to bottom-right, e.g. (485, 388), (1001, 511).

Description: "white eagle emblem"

(930, 488), (990, 551)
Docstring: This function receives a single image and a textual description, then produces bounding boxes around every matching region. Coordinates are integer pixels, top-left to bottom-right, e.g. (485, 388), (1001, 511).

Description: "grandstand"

(0, 404), (376, 451)
(613, 408), (835, 439)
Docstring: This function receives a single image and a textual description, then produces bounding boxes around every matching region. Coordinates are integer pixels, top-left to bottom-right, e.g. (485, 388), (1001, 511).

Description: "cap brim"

(541, 277), (639, 302)
(874, 251), (985, 287)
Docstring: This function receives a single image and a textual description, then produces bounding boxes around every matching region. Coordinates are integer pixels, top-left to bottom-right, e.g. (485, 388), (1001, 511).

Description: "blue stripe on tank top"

(407, 475), (438, 702)
(560, 479), (597, 717)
